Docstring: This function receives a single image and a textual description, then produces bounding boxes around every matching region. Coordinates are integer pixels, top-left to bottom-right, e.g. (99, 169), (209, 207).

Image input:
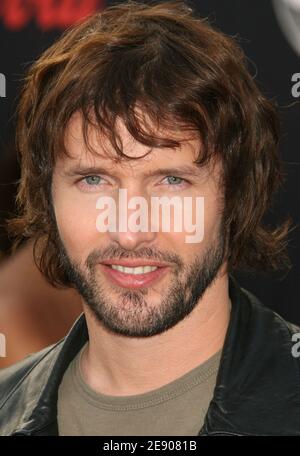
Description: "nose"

(106, 187), (158, 251)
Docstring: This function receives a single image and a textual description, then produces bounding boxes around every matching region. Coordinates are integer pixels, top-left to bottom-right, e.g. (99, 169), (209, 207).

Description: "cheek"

(157, 192), (222, 258)
(169, 194), (221, 244)
(53, 191), (104, 260)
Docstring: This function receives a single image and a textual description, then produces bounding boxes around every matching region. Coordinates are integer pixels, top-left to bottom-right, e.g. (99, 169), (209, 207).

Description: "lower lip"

(99, 264), (169, 289)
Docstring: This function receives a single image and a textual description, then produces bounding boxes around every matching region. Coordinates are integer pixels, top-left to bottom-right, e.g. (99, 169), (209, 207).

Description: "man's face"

(51, 113), (227, 338)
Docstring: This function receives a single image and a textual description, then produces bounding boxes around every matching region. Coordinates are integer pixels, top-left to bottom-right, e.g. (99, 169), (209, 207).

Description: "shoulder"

(0, 313), (87, 435)
(0, 341), (63, 409)
(204, 282), (300, 435)
(240, 286), (300, 370)
(242, 285), (300, 341)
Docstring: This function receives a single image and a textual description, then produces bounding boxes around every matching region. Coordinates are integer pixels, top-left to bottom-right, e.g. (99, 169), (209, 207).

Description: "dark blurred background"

(0, 0), (299, 367)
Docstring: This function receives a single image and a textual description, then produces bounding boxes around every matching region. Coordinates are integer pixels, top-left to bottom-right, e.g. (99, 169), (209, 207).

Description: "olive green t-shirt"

(57, 342), (222, 436)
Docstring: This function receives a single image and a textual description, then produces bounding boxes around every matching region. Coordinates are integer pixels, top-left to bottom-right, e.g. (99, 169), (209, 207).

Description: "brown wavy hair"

(6, 0), (292, 288)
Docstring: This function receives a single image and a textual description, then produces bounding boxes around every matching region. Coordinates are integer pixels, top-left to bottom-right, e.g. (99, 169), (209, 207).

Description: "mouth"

(99, 261), (170, 289)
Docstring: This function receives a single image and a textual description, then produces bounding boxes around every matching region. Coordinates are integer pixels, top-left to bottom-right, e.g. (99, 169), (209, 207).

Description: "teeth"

(110, 265), (158, 274)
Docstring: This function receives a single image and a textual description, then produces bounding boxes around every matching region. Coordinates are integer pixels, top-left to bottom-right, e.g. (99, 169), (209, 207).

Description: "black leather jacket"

(1, 275), (300, 436)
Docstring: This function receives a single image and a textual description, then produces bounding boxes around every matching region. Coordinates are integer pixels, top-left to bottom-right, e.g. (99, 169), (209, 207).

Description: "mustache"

(86, 245), (184, 269)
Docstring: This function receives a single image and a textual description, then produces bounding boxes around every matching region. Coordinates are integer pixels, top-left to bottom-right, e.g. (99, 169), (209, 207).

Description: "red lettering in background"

(0, 0), (31, 29)
(0, 0), (101, 30)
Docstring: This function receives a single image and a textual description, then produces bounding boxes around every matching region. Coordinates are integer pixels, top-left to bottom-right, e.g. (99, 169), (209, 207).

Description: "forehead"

(59, 111), (202, 171)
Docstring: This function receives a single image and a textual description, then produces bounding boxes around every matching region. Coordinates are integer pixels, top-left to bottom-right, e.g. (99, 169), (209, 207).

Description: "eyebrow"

(63, 164), (203, 179)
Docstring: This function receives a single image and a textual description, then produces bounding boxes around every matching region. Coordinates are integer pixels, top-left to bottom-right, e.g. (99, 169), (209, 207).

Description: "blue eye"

(84, 176), (102, 185)
(165, 176), (185, 185)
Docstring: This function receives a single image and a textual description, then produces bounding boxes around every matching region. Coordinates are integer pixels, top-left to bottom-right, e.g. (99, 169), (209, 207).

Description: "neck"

(80, 269), (231, 396)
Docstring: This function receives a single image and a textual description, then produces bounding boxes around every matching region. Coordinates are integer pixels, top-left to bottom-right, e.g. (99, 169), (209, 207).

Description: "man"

(1, 0), (300, 436)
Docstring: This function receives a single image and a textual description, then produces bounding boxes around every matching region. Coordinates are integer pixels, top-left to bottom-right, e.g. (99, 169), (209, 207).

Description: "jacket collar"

(8, 274), (300, 436)
(200, 277), (300, 436)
